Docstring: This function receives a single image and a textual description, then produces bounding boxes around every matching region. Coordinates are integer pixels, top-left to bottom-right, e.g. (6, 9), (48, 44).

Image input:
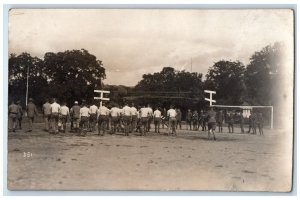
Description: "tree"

(133, 67), (204, 113)
(135, 67), (203, 93)
(8, 49), (106, 108)
(8, 53), (47, 108)
(245, 42), (283, 106)
(244, 42), (286, 127)
(43, 49), (106, 105)
(205, 60), (246, 105)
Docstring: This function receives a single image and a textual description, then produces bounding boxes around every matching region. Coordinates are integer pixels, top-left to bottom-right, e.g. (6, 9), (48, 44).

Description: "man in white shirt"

(140, 105), (149, 135)
(110, 104), (120, 134)
(130, 103), (138, 133)
(59, 102), (70, 133)
(79, 102), (90, 136)
(50, 98), (61, 134)
(167, 105), (177, 135)
(97, 103), (110, 136)
(89, 103), (98, 132)
(153, 107), (162, 133)
(122, 103), (132, 136)
(147, 104), (153, 132)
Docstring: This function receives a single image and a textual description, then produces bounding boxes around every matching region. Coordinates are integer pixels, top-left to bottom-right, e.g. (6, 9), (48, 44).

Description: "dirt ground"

(7, 121), (293, 192)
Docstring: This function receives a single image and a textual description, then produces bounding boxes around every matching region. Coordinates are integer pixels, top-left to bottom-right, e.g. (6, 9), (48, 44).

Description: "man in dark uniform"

(217, 110), (224, 133)
(8, 100), (19, 132)
(252, 112), (257, 135)
(26, 98), (38, 132)
(186, 109), (192, 130)
(240, 112), (245, 133)
(257, 112), (264, 135)
(201, 111), (208, 131)
(227, 112), (234, 133)
(192, 110), (199, 131)
(176, 108), (182, 129)
(161, 108), (167, 129)
(248, 111), (253, 134)
(16, 100), (23, 130)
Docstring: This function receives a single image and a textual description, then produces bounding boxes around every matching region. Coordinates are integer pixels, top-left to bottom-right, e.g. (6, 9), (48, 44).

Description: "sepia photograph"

(7, 8), (294, 191)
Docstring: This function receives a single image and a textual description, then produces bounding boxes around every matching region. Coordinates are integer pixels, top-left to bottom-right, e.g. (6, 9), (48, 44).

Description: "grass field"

(7, 120), (293, 192)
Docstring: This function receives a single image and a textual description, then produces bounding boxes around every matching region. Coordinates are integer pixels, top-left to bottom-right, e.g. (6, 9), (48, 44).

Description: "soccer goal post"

(211, 105), (274, 129)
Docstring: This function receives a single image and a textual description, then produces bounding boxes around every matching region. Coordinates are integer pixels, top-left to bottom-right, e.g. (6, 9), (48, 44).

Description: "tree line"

(8, 43), (285, 125)
(9, 49), (106, 108)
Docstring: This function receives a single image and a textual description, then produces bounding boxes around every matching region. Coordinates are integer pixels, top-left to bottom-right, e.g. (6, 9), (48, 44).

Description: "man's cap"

(74, 101), (78, 104)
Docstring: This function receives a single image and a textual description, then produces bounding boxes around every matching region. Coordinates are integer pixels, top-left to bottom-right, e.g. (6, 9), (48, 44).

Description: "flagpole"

(25, 64), (29, 106)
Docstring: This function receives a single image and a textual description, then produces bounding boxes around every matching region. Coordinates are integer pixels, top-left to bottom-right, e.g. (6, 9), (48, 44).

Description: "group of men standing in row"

(8, 98), (264, 137)
(8, 98), (37, 132)
(39, 99), (184, 136)
(185, 109), (264, 135)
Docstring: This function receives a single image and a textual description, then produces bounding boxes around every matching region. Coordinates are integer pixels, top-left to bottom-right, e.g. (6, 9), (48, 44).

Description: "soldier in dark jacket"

(8, 100), (19, 132)
(239, 112), (244, 133)
(176, 108), (182, 129)
(257, 113), (264, 135)
(199, 111), (207, 131)
(248, 111), (253, 134)
(227, 112), (234, 133)
(216, 110), (224, 133)
(16, 100), (23, 130)
(26, 98), (38, 132)
(252, 112), (257, 135)
(192, 110), (199, 131)
(186, 109), (192, 130)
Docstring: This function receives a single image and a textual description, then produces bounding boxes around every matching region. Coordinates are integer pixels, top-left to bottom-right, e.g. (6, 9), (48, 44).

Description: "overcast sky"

(9, 9), (293, 86)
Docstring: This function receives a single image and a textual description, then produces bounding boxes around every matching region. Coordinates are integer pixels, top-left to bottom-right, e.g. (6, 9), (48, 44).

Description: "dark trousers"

(89, 113), (97, 131)
(110, 117), (118, 134)
(252, 123), (257, 134)
(59, 115), (68, 132)
(186, 119), (192, 130)
(192, 120), (198, 130)
(258, 123), (263, 135)
(169, 117), (177, 134)
(218, 122), (223, 132)
(228, 123), (234, 133)
(131, 115), (137, 132)
(154, 118), (161, 133)
(51, 113), (59, 132)
(147, 117), (152, 132)
(80, 116), (89, 135)
(141, 117), (148, 135)
(98, 115), (107, 135)
(176, 119), (182, 129)
(123, 116), (131, 136)
(9, 114), (17, 131)
(202, 121), (207, 131)
(240, 123), (244, 133)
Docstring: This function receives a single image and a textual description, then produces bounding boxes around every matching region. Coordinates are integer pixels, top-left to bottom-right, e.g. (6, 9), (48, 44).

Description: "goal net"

(211, 105), (274, 129)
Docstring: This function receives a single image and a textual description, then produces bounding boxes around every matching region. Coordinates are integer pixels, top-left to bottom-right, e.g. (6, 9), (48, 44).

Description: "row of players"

(8, 98), (264, 136)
